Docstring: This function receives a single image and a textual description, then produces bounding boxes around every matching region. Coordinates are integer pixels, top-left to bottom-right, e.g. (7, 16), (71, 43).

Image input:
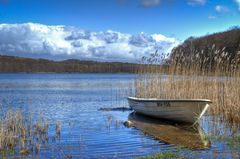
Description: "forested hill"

(170, 27), (240, 69)
(0, 55), (139, 73)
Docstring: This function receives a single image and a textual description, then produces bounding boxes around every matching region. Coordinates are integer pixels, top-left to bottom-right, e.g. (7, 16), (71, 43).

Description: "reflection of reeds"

(131, 47), (240, 125)
(0, 108), (61, 157)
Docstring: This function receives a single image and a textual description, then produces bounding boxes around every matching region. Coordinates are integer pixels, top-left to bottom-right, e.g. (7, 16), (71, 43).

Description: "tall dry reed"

(131, 47), (240, 125)
(0, 106), (61, 157)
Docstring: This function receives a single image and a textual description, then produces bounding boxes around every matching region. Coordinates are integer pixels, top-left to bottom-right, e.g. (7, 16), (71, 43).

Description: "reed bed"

(0, 107), (61, 157)
(131, 46), (240, 126)
(0, 109), (48, 156)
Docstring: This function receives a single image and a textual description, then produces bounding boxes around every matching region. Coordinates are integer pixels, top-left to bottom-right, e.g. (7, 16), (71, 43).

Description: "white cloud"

(187, 0), (206, 6)
(0, 23), (179, 62)
(208, 15), (217, 19)
(215, 5), (229, 13)
(235, 0), (240, 11)
(140, 0), (160, 7)
(152, 34), (176, 43)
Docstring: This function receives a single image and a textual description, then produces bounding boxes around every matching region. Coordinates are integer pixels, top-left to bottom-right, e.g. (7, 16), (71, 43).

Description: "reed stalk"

(0, 106), (61, 157)
(131, 47), (240, 125)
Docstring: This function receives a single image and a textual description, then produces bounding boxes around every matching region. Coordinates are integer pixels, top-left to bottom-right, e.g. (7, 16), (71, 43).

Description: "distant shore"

(0, 55), (140, 73)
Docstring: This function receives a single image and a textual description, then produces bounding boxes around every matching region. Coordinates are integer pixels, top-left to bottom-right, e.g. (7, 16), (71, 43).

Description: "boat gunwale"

(127, 97), (212, 103)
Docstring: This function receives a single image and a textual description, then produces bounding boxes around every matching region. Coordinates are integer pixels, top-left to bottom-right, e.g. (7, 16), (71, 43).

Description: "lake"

(0, 73), (239, 158)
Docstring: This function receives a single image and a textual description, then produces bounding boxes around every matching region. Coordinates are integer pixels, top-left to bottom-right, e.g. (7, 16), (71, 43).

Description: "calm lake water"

(0, 73), (239, 158)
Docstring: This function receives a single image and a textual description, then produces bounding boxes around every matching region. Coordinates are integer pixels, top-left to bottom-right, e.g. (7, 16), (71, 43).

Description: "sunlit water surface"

(0, 73), (239, 159)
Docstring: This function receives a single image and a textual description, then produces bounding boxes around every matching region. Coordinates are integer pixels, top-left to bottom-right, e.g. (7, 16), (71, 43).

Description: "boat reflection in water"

(126, 112), (210, 150)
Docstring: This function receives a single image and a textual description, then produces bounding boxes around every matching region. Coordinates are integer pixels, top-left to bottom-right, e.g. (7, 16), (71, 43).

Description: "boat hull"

(127, 97), (211, 124)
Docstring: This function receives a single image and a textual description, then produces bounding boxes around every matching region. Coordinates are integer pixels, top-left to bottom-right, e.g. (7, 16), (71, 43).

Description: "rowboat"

(127, 97), (212, 124)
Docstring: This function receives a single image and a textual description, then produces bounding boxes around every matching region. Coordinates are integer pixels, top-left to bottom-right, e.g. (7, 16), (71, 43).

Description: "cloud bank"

(0, 23), (179, 62)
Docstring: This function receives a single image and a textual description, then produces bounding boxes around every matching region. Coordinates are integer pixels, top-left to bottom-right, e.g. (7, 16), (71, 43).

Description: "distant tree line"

(169, 27), (240, 72)
(0, 55), (140, 73)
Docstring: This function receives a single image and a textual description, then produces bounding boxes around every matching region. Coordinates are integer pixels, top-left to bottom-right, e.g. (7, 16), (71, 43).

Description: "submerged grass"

(137, 152), (182, 159)
(0, 109), (47, 157)
(0, 106), (61, 157)
(205, 135), (240, 147)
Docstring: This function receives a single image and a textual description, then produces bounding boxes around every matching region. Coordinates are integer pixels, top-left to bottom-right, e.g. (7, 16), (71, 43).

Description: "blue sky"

(1, 0), (239, 39)
(0, 0), (239, 62)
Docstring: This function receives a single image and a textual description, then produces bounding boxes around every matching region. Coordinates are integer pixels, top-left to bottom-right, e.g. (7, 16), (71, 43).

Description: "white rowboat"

(127, 97), (212, 124)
